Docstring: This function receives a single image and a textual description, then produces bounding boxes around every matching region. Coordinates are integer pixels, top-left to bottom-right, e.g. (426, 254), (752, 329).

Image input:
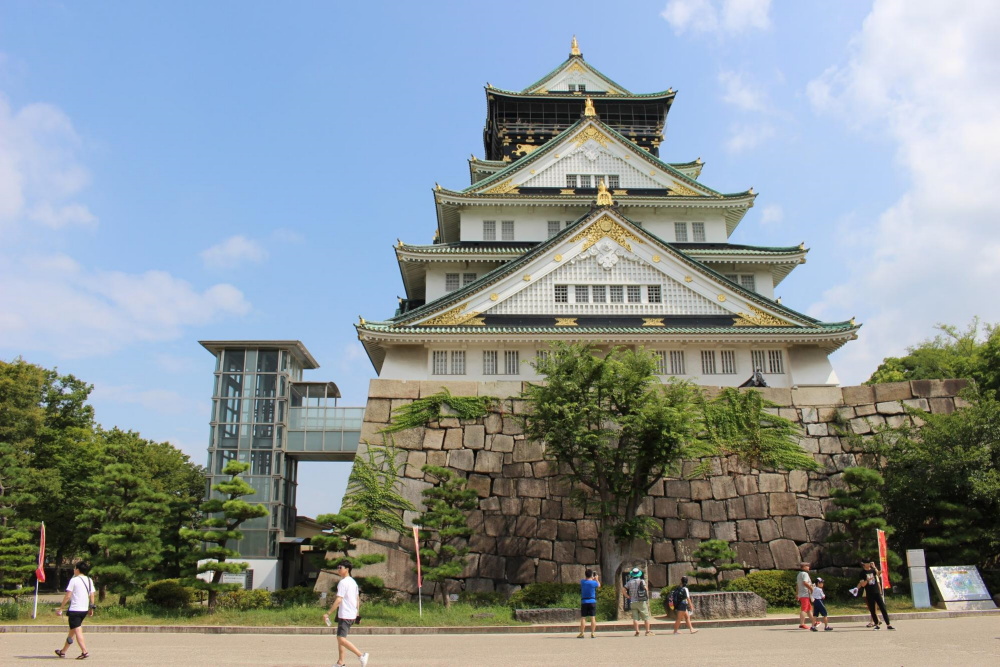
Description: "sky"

(1, 0), (998, 518)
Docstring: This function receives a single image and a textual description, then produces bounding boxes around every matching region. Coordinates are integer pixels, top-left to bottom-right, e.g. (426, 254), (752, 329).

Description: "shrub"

(271, 586), (320, 607)
(459, 591), (506, 607)
(595, 583), (617, 619)
(145, 579), (194, 609)
(0, 601), (25, 620)
(724, 570), (798, 607)
(508, 582), (578, 609)
(215, 588), (273, 611)
(357, 576), (397, 605)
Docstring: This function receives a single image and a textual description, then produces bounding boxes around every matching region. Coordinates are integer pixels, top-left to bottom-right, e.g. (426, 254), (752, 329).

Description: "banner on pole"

(412, 526), (423, 588)
(35, 522), (46, 583)
(877, 529), (891, 589)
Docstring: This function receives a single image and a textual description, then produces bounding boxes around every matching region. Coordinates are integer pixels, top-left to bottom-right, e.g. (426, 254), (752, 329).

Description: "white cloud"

(0, 93), (96, 234)
(661, 0), (771, 35)
(719, 70), (769, 112)
(200, 235), (268, 269)
(0, 251), (251, 357)
(272, 227), (304, 243)
(91, 382), (202, 416)
(725, 122), (774, 153)
(759, 204), (783, 226)
(807, 0), (1000, 384)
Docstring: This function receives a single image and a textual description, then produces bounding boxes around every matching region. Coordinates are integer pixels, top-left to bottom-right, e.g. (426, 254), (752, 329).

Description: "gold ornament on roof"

(514, 144), (540, 157)
(555, 317), (578, 327)
(717, 295), (727, 302)
(572, 126), (610, 148)
(482, 179), (519, 195)
(570, 214), (638, 252)
(596, 179), (613, 206)
(732, 305), (792, 327)
(584, 97), (597, 117)
(421, 303), (484, 327)
(570, 36), (581, 56)
(652, 255), (661, 263)
(567, 62), (586, 74)
(670, 183), (701, 197)
(490, 293), (499, 301)
(554, 254), (563, 262)
(642, 318), (664, 327)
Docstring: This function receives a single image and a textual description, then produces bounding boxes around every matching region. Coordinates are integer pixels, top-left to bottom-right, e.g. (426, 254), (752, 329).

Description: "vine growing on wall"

(380, 389), (496, 433)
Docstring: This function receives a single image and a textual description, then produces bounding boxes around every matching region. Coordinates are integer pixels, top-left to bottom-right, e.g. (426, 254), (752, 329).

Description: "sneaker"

(886, 625), (895, 630)
(810, 626), (818, 632)
(634, 631), (640, 636)
(577, 632), (585, 638)
(798, 624), (809, 629)
(359, 654), (369, 667)
(873, 625), (881, 630)
(824, 627), (833, 631)
(591, 633), (596, 638)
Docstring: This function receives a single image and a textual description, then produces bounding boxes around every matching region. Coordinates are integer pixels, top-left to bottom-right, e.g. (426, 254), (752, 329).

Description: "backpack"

(637, 579), (648, 602)
(668, 586), (685, 608)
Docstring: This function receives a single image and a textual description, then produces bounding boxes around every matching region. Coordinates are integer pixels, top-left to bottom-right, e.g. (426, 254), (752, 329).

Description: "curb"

(2, 609), (997, 636)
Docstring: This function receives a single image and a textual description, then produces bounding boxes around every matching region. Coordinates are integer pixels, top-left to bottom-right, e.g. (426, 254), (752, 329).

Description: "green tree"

(413, 465), (477, 607)
(140, 442), (206, 579)
(688, 539), (744, 589)
(703, 388), (819, 473)
(341, 442), (415, 535)
(522, 343), (706, 585)
(181, 461), (268, 611)
(866, 318), (1000, 394)
(824, 467), (894, 564)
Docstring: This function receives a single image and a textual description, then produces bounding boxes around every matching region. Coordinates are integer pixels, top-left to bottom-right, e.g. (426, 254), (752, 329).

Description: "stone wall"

(315, 378), (969, 598)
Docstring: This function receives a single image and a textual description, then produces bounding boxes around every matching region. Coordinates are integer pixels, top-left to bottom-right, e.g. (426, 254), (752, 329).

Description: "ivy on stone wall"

(380, 389), (497, 433)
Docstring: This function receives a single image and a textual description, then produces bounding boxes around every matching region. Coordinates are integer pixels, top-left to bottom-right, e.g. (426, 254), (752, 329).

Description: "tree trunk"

(118, 594), (126, 606)
(598, 527), (627, 619)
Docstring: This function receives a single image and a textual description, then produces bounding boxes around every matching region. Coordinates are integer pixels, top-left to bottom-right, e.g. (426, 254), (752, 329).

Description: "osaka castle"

(357, 38), (859, 387)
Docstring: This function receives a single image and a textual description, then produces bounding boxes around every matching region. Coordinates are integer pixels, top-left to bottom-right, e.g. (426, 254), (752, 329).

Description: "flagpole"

(412, 525), (423, 618)
(32, 579), (38, 619)
(33, 522), (45, 619)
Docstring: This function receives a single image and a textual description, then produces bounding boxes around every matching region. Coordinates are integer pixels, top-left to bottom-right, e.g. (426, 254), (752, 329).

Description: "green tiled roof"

(398, 243), (535, 255)
(516, 55), (634, 95)
(679, 246), (804, 256)
(359, 323), (857, 335)
(490, 86), (673, 99)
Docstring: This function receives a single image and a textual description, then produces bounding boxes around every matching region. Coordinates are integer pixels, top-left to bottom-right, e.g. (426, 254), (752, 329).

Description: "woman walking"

(671, 576), (698, 635)
(54, 562), (95, 659)
(855, 561), (894, 630)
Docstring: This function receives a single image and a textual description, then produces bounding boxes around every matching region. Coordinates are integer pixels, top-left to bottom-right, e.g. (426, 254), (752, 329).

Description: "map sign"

(929, 566), (991, 602)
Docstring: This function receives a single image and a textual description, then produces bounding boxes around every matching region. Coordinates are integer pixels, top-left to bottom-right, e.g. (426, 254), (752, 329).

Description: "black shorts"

(812, 599), (828, 617)
(580, 602), (596, 617)
(67, 611), (88, 629)
(336, 618), (354, 638)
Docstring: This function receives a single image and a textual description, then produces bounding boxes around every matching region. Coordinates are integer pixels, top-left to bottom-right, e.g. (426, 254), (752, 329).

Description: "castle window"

(655, 351), (686, 375)
(627, 285), (642, 303)
(566, 175), (577, 188)
(692, 222), (705, 242)
(548, 221), (561, 238)
(720, 350), (737, 374)
(740, 274), (756, 292)
(504, 350), (520, 375)
(674, 222), (688, 242)
(607, 175), (620, 189)
(483, 220), (496, 240)
(555, 285), (569, 303)
(575, 285), (589, 303)
(648, 285), (662, 303)
(501, 220), (515, 240)
(609, 285), (624, 303)
(592, 285), (607, 303)
(432, 350), (468, 375)
(483, 350), (498, 375)
(578, 175), (592, 188)
(463, 273), (477, 286)
(445, 273), (460, 291)
(535, 350), (549, 365)
(753, 349), (784, 374)
(700, 350), (716, 375)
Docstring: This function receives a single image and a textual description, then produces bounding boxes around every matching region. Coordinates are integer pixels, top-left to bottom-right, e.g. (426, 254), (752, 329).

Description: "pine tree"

(688, 539), (744, 589)
(180, 461), (268, 611)
(413, 465), (477, 607)
(825, 467), (896, 564)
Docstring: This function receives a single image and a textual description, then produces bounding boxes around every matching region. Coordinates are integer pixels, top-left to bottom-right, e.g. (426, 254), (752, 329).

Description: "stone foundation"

(316, 379), (968, 598)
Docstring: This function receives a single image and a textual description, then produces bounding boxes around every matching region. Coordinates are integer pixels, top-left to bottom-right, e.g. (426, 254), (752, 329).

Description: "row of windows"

(431, 349), (785, 376)
(432, 350), (520, 375)
(674, 222), (706, 243)
(567, 84), (587, 92)
(555, 284), (662, 304)
(724, 274), (757, 292)
(483, 220), (515, 241)
(565, 174), (620, 189)
(445, 272), (477, 292)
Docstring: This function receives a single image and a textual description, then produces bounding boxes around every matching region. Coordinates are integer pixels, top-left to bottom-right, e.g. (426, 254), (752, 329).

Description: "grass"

(767, 594), (928, 617)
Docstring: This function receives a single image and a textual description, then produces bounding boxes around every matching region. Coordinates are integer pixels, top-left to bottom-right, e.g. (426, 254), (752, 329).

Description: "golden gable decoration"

(482, 179), (519, 195)
(572, 126), (610, 148)
(570, 214), (638, 252)
(669, 183), (701, 197)
(419, 303), (485, 327)
(733, 305), (792, 327)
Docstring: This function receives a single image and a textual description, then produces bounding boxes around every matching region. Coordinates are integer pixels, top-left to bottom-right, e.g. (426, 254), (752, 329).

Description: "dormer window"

(567, 84), (586, 92)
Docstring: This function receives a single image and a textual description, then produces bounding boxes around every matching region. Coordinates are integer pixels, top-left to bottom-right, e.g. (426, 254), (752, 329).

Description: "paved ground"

(6, 616), (999, 666)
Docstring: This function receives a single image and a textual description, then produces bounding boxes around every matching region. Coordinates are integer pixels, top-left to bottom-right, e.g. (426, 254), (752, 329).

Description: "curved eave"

(683, 249), (809, 286)
(515, 55), (635, 95)
(490, 87), (673, 100)
(468, 157), (507, 185)
(669, 160), (704, 179)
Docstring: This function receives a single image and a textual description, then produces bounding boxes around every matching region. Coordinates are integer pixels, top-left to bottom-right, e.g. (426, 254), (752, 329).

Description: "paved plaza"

(4, 616), (999, 666)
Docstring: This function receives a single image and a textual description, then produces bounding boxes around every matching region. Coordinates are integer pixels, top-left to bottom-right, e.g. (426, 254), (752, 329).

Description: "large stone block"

(483, 413), (503, 434)
(479, 496), (500, 512)
(734, 475), (758, 495)
(664, 519), (687, 539)
(902, 398), (930, 411)
(678, 502), (702, 520)
(796, 498), (824, 518)
(478, 380), (522, 399)
(576, 544), (597, 564)
(875, 400), (905, 415)
(854, 403), (876, 417)
(769, 539), (803, 569)
(758, 473), (787, 492)
(818, 437), (842, 454)
(808, 479), (831, 498)
(418, 380), (479, 397)
(502, 416), (523, 435)
(577, 519), (599, 540)
(648, 563), (667, 589)
(791, 386), (845, 406)
(675, 539), (701, 561)
(667, 562), (693, 586)
(514, 516), (537, 538)
(365, 398), (392, 424)
(734, 542), (759, 569)
(744, 494), (769, 519)
(757, 519), (780, 542)
(535, 560), (559, 583)
(497, 536), (528, 557)
(757, 387), (792, 406)
(541, 500), (562, 520)
(503, 462), (530, 478)
(368, 378), (420, 399)
(929, 397), (956, 414)
(755, 543), (775, 569)
(526, 539), (553, 560)
(537, 519), (558, 541)
(532, 460), (557, 478)
(653, 541), (676, 563)
(690, 480), (713, 500)
(711, 476), (738, 500)
(500, 497), (522, 515)
(443, 428), (463, 450)
(712, 521), (737, 542)
(725, 497), (747, 520)
(513, 440), (544, 462)
(805, 423), (829, 436)
(684, 591), (767, 620)
(689, 520), (711, 539)
(517, 478), (548, 498)
(841, 385), (874, 405)
(556, 521), (577, 541)
(788, 470), (809, 493)
(554, 540), (575, 564)
(473, 450), (503, 474)
(780, 516), (809, 542)
(398, 478), (431, 513)
(466, 473), (492, 498)
(736, 519), (760, 542)
(506, 557), (536, 584)
(769, 493), (798, 516)
(464, 425), (486, 449)
(560, 564), (585, 584)
(522, 497), (541, 517)
(483, 515), (507, 537)
(492, 477), (514, 497)
(665, 480), (691, 499)
(654, 498), (678, 518)
(448, 449), (474, 471)
(873, 382), (912, 402)
(806, 519), (833, 543)
(702, 500), (728, 522)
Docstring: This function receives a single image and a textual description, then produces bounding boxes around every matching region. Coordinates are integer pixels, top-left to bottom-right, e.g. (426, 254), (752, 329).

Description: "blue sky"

(2, 1), (998, 517)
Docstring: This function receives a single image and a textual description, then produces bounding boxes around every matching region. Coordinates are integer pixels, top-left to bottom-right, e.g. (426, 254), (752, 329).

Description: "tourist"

(855, 561), (894, 630)
(671, 576), (698, 634)
(54, 561), (94, 660)
(577, 568), (600, 638)
(796, 561), (815, 629)
(322, 560), (370, 667)
(623, 567), (653, 636)
(810, 578), (832, 631)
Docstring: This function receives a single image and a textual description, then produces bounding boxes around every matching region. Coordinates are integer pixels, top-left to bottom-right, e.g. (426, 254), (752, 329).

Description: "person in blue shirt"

(577, 569), (601, 638)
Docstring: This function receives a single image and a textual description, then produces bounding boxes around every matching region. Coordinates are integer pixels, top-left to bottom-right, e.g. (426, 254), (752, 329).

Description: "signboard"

(221, 570), (253, 590)
(929, 566), (996, 611)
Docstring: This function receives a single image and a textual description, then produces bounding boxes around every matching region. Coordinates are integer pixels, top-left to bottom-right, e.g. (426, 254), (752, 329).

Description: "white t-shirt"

(336, 575), (360, 619)
(812, 586), (826, 601)
(66, 575), (94, 612)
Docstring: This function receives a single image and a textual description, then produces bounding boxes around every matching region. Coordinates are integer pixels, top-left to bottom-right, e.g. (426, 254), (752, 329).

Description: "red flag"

(876, 529), (890, 589)
(35, 522), (46, 583)
(412, 525), (422, 588)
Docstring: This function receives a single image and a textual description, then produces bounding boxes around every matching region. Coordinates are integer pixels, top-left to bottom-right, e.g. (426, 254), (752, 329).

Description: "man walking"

(623, 567), (653, 636)
(322, 560), (369, 667)
(54, 561), (95, 659)
(796, 561), (815, 629)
